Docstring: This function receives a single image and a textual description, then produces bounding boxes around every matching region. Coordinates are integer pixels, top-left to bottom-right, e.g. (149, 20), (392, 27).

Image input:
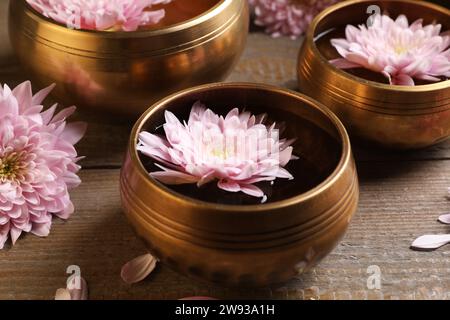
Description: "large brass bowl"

(297, 0), (450, 149)
(9, 0), (248, 117)
(120, 83), (359, 287)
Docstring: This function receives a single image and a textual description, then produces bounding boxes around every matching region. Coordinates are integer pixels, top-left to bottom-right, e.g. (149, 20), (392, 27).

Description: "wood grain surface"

(1, 0), (450, 300)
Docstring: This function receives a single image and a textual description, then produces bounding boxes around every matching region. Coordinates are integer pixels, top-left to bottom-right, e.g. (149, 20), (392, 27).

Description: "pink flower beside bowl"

(0, 81), (86, 249)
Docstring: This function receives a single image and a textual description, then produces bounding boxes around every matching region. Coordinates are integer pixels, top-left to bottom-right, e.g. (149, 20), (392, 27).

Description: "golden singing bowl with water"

(297, 0), (450, 149)
(9, 0), (248, 117)
(120, 82), (359, 287)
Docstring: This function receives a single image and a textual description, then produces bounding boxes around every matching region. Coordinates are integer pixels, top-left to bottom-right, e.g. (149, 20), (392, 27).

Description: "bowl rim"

(127, 82), (353, 212)
(20, 0), (229, 37)
(307, 0), (450, 92)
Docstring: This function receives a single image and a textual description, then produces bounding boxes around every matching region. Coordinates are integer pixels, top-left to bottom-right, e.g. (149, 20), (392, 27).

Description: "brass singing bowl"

(297, 0), (450, 149)
(9, 0), (248, 117)
(120, 83), (359, 287)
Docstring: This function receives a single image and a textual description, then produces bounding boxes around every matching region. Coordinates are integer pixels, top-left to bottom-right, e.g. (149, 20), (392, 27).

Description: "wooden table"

(1, 1), (450, 300)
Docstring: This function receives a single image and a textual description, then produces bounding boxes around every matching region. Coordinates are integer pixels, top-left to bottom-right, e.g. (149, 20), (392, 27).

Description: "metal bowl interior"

(132, 83), (349, 209)
(120, 83), (359, 286)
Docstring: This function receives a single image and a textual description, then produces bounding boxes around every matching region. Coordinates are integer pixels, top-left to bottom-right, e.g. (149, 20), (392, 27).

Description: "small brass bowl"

(120, 82), (359, 287)
(9, 0), (248, 116)
(297, 0), (450, 149)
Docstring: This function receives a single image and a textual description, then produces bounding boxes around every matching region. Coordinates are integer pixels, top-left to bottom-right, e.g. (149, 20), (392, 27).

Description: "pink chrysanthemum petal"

(55, 288), (72, 300)
(150, 168), (199, 185)
(68, 276), (88, 300)
(438, 213), (450, 225)
(31, 220), (52, 237)
(240, 184), (265, 198)
(121, 253), (158, 284)
(217, 180), (242, 193)
(330, 58), (361, 69)
(411, 234), (450, 251)
(392, 74), (415, 86)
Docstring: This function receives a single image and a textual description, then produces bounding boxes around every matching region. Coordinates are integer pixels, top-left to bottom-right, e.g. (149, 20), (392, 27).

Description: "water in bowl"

(142, 155), (328, 205)
(140, 115), (340, 205)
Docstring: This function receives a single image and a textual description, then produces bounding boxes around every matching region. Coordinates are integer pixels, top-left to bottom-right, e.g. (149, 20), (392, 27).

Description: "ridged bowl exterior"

(9, 0), (249, 116)
(119, 83), (359, 287)
(297, 0), (450, 149)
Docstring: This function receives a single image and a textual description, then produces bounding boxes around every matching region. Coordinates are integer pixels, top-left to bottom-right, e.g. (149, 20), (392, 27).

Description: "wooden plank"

(1, 163), (449, 300)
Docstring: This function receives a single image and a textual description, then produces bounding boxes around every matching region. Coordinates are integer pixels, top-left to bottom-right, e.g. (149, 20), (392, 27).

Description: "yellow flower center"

(394, 45), (408, 55)
(0, 152), (26, 182)
(210, 148), (228, 160)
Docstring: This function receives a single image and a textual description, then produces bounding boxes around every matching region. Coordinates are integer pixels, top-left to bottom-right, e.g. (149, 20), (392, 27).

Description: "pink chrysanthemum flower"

(330, 14), (450, 86)
(137, 102), (297, 200)
(249, 0), (339, 39)
(0, 81), (86, 249)
(26, 0), (172, 31)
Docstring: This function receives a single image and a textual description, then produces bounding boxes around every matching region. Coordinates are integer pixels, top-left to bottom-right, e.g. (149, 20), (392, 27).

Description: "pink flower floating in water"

(26, 0), (171, 31)
(330, 14), (450, 86)
(249, 0), (339, 39)
(138, 102), (297, 201)
(0, 81), (86, 249)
